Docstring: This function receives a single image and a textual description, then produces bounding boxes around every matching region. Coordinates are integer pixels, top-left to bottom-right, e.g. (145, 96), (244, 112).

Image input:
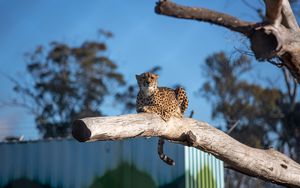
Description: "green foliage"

(274, 100), (300, 160)
(201, 51), (300, 158)
(201, 52), (282, 148)
(89, 163), (157, 188)
(13, 33), (125, 138)
(201, 51), (300, 187)
(3, 178), (52, 188)
(159, 175), (185, 188)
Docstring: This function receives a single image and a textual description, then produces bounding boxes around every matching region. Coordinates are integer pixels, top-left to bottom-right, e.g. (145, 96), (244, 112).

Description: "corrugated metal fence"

(0, 138), (224, 188)
(185, 147), (224, 188)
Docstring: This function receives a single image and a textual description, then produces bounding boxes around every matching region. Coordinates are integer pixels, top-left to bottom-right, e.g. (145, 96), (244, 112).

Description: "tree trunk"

(72, 113), (300, 187)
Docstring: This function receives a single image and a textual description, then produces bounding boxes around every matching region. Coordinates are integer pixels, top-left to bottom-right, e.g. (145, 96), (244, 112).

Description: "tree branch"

(155, 0), (300, 83)
(264, 0), (283, 26)
(72, 113), (300, 187)
(281, 0), (299, 30)
(155, 0), (256, 36)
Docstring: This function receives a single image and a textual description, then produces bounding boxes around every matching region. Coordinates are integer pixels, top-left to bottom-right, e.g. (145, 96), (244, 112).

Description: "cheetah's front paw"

(141, 106), (151, 113)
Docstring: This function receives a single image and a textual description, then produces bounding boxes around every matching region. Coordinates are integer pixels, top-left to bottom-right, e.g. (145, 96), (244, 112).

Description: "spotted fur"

(136, 72), (188, 166)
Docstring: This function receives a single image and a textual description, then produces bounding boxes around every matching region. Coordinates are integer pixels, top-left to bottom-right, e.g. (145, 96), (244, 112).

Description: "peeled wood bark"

(72, 113), (300, 188)
(155, 0), (300, 82)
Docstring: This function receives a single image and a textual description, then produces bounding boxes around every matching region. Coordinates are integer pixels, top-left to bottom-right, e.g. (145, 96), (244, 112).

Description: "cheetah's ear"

(135, 74), (140, 80)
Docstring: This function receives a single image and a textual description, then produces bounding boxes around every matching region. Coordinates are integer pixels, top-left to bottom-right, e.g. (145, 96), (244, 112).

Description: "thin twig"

(189, 110), (194, 118)
(267, 59), (284, 68)
(227, 120), (240, 134)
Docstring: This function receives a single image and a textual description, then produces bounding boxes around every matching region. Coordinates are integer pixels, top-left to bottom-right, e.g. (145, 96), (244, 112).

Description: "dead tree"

(72, 114), (300, 187)
(155, 0), (300, 82)
(71, 1), (300, 187)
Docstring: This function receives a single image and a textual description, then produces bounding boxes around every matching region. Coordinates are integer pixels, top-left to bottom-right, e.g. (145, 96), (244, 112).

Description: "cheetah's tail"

(158, 137), (175, 166)
(175, 87), (188, 114)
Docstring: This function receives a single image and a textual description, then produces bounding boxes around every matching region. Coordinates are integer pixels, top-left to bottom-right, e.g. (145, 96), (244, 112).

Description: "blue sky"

(0, 0), (285, 140)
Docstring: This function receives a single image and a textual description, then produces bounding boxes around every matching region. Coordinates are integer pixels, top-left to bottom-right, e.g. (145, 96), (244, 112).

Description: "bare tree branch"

(292, 78), (298, 104)
(283, 67), (293, 98)
(281, 0), (299, 30)
(155, 0), (256, 36)
(264, 0), (283, 26)
(155, 0), (300, 83)
(72, 113), (300, 187)
(283, 67), (298, 111)
(227, 120), (239, 134)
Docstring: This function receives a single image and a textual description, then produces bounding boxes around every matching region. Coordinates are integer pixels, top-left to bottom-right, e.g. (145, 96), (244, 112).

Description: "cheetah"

(136, 72), (188, 165)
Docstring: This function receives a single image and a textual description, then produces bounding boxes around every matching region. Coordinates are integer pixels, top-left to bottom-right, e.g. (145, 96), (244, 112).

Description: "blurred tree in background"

(201, 52), (299, 187)
(6, 0), (300, 186)
(12, 31), (126, 138)
(201, 52), (282, 148)
(199, 1), (300, 186)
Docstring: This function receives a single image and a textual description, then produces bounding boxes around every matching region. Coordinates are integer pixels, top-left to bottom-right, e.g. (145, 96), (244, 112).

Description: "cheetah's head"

(136, 72), (159, 96)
